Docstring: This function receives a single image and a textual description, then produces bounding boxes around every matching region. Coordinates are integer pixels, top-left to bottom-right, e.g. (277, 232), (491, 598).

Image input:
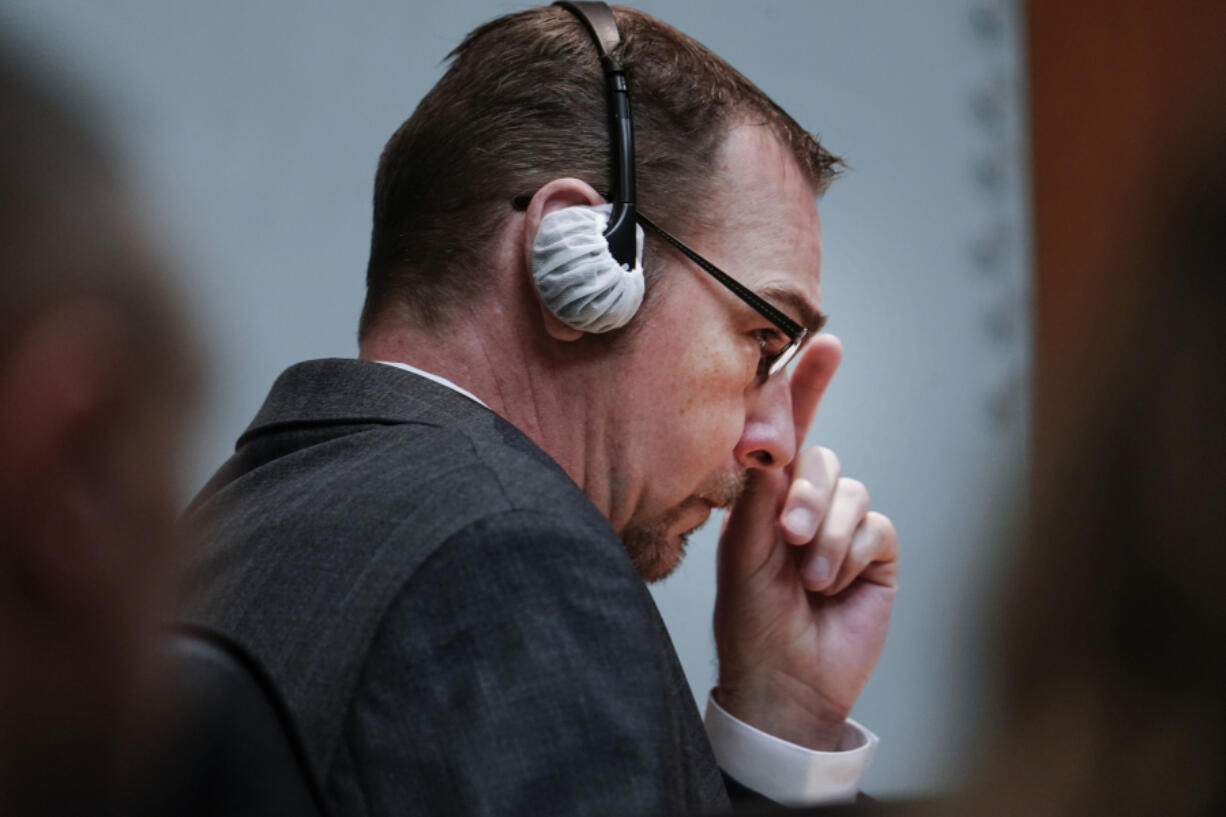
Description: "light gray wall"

(2, 0), (1030, 797)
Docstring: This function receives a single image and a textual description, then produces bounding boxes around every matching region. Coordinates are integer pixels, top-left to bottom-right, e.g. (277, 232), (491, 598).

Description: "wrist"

(713, 677), (851, 751)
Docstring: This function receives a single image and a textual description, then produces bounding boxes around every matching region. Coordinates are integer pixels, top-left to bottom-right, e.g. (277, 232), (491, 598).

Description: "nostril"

(751, 450), (774, 467)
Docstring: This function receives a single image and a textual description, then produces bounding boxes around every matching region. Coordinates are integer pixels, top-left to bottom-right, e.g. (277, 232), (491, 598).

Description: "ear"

(0, 302), (131, 613)
(520, 178), (606, 341)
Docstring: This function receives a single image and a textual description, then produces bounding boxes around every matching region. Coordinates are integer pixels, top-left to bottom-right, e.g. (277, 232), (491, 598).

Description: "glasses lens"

(766, 343), (798, 377)
(766, 328), (810, 377)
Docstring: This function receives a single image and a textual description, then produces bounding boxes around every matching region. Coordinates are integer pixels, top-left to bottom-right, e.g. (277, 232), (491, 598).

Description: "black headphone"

(553, 1), (638, 268)
(540, 3), (814, 355)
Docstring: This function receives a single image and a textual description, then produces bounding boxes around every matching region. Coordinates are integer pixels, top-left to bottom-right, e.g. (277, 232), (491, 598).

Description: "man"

(0, 47), (198, 815)
(185, 5), (898, 815)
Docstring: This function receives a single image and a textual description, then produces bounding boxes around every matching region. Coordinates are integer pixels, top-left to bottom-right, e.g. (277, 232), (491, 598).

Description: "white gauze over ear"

(532, 203), (645, 333)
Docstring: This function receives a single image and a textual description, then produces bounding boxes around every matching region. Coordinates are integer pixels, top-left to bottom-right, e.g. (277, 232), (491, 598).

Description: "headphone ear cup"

(531, 204), (645, 334)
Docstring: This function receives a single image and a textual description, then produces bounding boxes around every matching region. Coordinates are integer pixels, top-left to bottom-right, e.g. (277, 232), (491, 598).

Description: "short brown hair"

(360, 4), (842, 337)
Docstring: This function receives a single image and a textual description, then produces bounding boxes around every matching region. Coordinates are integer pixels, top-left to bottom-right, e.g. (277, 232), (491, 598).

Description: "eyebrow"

(757, 285), (828, 334)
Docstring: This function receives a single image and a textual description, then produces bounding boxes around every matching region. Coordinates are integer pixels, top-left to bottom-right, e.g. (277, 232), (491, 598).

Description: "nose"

(733, 371), (796, 470)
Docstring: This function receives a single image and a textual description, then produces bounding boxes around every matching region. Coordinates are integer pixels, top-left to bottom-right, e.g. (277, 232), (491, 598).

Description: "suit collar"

(239, 358), (493, 445)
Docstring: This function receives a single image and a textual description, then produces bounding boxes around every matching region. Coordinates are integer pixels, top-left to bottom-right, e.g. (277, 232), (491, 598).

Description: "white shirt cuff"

(703, 691), (878, 806)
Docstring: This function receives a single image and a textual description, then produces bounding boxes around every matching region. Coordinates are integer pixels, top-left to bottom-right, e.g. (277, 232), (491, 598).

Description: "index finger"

(788, 333), (843, 448)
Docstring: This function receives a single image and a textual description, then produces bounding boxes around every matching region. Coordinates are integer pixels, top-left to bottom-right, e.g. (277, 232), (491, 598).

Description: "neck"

(360, 295), (625, 529)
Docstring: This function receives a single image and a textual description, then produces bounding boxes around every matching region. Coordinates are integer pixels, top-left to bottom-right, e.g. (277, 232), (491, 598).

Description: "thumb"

(718, 468), (788, 582)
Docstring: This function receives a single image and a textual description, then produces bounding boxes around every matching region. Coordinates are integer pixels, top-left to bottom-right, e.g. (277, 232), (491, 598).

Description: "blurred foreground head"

(0, 46), (197, 815)
(968, 125), (1226, 816)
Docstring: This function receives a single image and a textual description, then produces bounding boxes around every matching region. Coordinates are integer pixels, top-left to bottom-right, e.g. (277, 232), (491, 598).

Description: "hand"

(713, 334), (898, 750)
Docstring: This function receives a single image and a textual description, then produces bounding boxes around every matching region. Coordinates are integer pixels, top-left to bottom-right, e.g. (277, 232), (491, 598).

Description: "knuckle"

(818, 525), (853, 556)
(866, 511), (899, 555)
(821, 447), (841, 478)
(800, 446), (828, 478)
(868, 510), (896, 538)
(839, 477), (869, 507)
(789, 476), (821, 504)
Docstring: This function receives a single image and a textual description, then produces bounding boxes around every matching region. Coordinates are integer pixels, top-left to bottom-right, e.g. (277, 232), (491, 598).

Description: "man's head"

(0, 46), (197, 813)
(360, 4), (841, 580)
(360, 4), (839, 334)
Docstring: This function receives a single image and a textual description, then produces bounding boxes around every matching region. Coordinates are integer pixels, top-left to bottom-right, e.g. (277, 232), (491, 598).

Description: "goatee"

(621, 470), (747, 582)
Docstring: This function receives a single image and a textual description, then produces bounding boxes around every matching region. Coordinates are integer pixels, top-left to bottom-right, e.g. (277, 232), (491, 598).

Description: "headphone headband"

(553, 1), (638, 268)
(555, 1), (621, 57)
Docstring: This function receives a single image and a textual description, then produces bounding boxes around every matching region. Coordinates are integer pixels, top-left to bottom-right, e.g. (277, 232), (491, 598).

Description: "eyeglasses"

(636, 212), (817, 379)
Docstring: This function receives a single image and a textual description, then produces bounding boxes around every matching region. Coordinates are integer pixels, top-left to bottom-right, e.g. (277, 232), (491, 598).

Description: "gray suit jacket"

(184, 358), (730, 817)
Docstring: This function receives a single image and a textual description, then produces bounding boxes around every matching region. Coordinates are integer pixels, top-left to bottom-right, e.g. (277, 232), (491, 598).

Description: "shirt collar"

(374, 360), (489, 409)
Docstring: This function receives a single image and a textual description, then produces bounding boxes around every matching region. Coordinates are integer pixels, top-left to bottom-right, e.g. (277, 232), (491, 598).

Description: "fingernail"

(807, 555), (831, 587)
(783, 508), (816, 539)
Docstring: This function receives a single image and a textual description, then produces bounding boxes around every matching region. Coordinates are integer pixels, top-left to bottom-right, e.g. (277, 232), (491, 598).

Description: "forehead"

(695, 124), (824, 321)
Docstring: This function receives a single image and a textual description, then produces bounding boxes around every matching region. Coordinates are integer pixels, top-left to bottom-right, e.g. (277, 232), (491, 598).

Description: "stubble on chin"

(621, 470), (748, 583)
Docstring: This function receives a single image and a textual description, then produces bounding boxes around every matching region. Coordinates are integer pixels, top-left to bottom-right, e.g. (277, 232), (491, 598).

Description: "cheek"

(655, 342), (748, 486)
